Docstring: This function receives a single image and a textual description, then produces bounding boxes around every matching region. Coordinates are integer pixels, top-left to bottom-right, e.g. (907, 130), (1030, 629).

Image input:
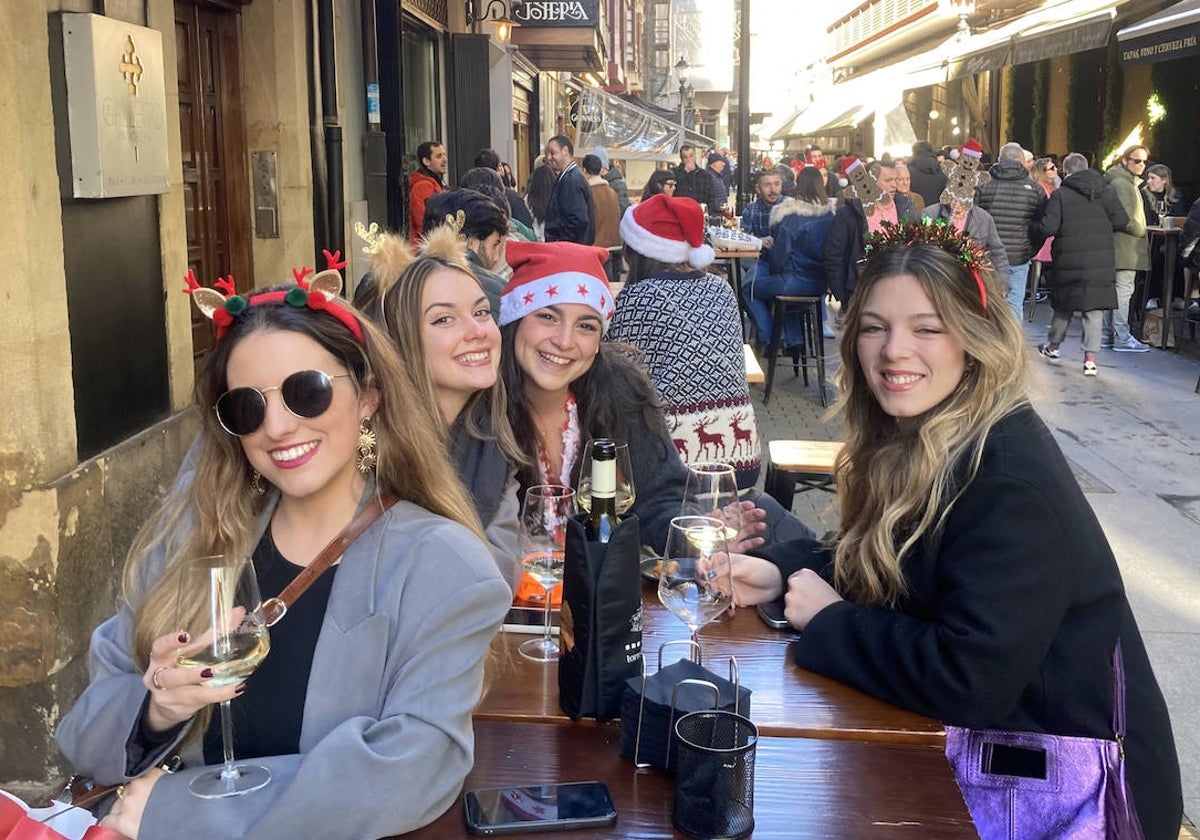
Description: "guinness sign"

(512, 0), (598, 27)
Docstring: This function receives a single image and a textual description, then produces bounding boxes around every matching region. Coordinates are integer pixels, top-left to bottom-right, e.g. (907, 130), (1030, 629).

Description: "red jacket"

(408, 169), (444, 243)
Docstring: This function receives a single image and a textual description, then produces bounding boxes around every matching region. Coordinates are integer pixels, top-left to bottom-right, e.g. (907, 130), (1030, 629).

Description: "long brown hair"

(831, 245), (1028, 605)
(124, 291), (483, 666)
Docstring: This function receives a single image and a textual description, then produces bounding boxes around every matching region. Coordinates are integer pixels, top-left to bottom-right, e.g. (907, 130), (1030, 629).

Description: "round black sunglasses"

(215, 370), (351, 436)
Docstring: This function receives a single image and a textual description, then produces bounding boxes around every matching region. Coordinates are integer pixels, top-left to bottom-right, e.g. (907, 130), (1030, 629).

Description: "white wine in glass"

(681, 462), (742, 545)
(518, 485), (575, 662)
(175, 554), (271, 798)
(575, 440), (635, 516)
(658, 516), (734, 644)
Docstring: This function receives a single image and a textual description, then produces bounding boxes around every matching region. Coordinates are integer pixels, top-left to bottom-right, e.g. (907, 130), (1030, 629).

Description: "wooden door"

(176, 0), (252, 367)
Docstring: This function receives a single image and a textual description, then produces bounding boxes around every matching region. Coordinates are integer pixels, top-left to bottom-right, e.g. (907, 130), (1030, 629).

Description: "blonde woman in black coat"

(730, 226), (1181, 839)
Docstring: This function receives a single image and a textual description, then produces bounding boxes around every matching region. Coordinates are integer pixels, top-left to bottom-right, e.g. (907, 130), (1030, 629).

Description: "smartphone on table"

(756, 599), (791, 630)
(463, 781), (617, 835)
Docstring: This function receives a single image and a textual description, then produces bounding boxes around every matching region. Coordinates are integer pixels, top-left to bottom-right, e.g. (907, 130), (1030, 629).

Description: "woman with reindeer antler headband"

(56, 256), (511, 839)
(354, 220), (526, 588)
(728, 220), (1182, 839)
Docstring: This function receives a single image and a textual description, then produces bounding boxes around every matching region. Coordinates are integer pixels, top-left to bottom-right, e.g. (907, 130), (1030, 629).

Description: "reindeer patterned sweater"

(609, 270), (762, 489)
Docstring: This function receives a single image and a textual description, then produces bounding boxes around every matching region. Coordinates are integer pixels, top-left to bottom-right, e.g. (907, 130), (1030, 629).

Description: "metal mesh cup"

(671, 710), (758, 840)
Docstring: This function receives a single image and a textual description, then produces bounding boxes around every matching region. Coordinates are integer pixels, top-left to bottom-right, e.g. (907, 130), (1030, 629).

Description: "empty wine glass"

(658, 515), (734, 644)
(576, 439), (635, 516)
(518, 485), (575, 662)
(175, 554), (271, 798)
(681, 462), (742, 547)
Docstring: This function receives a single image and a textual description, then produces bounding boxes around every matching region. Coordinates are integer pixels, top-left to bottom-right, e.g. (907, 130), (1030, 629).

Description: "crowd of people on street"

(48, 128), (1190, 840)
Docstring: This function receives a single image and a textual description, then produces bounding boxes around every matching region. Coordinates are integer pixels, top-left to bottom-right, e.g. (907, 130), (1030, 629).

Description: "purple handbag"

(945, 643), (1145, 840)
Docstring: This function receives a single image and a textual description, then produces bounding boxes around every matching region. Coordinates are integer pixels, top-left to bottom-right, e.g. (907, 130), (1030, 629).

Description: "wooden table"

(1145, 224), (1182, 349)
(478, 592), (944, 745)
(398, 721), (975, 838)
(743, 344), (764, 384)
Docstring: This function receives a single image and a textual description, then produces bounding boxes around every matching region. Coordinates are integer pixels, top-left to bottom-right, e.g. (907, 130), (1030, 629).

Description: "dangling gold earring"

(357, 417), (377, 473)
(250, 470), (266, 495)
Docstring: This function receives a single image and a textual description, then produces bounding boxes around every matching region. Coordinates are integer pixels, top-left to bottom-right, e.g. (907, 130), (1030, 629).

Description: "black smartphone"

(756, 599), (791, 630)
(464, 781), (617, 835)
(502, 606), (560, 635)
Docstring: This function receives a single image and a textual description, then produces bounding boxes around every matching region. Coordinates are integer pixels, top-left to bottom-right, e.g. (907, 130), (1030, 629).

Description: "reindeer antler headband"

(862, 219), (990, 310)
(182, 250), (364, 342)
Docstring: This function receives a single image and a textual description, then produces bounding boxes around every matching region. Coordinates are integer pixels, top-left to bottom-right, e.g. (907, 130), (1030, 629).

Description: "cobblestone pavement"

(746, 302), (1200, 826)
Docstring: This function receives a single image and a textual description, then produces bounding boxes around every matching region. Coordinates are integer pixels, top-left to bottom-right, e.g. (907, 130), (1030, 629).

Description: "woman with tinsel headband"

(56, 259), (510, 839)
(730, 221), (1181, 839)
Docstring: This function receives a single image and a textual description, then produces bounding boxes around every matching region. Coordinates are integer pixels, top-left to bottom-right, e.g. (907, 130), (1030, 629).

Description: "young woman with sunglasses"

(359, 225), (525, 586)
(729, 226), (1181, 838)
(57, 272), (510, 839)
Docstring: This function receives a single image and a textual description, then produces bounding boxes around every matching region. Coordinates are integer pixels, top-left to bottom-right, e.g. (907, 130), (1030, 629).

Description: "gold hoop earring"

(357, 417), (378, 473)
(250, 469), (266, 495)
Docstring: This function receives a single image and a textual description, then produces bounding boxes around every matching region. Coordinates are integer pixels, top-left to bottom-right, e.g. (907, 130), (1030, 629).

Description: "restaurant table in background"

(478, 589), (944, 745)
(1144, 223), (1182, 349)
(714, 248), (760, 341)
(397, 721), (976, 839)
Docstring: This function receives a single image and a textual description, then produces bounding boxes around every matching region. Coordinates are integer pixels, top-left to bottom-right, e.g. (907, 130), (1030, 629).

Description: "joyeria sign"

(511, 0), (597, 27)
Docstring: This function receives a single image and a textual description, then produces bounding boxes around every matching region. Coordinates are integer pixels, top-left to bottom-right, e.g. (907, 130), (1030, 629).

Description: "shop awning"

(511, 25), (605, 72)
(570, 86), (713, 162)
(1117, 0), (1200, 65)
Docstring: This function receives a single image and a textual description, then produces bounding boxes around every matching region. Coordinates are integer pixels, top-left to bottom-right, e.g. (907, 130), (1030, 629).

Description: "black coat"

(975, 159), (1046, 264)
(760, 406), (1182, 840)
(823, 194), (919, 303)
(545, 164), (595, 244)
(908, 149), (948, 207)
(504, 187), (535, 228)
(673, 164), (714, 208)
(1038, 168), (1127, 313)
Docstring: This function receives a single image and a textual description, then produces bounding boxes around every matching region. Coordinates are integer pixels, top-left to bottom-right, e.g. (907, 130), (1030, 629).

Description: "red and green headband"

(182, 250), (364, 342)
(862, 219), (990, 310)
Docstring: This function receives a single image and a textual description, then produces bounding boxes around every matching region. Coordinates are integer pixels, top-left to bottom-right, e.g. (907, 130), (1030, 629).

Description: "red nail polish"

(200, 668), (214, 679)
(234, 683), (247, 695)
(177, 632), (189, 644)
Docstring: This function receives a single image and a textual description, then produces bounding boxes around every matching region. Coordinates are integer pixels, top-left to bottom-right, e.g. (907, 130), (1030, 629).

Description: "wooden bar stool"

(763, 295), (827, 406)
(764, 440), (843, 512)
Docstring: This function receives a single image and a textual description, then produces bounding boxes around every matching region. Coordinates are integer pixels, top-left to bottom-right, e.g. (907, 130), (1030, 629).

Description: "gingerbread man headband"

(182, 250), (364, 343)
(863, 219), (990, 310)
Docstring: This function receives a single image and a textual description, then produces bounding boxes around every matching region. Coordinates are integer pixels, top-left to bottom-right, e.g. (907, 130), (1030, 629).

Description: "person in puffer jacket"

(976, 142), (1046, 322)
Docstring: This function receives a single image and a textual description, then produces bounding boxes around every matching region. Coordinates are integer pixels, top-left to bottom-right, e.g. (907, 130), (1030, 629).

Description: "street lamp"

(675, 55), (690, 126)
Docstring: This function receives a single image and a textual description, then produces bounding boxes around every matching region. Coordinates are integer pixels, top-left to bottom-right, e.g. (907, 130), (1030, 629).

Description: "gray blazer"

(56, 490), (510, 840)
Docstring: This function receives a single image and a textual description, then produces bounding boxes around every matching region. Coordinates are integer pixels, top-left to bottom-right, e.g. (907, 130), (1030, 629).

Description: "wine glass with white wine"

(680, 462), (742, 547)
(175, 554), (271, 798)
(518, 485), (575, 662)
(575, 439), (635, 516)
(658, 515), (734, 644)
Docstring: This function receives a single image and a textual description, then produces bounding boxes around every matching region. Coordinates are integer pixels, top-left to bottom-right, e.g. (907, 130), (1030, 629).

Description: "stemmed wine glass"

(575, 439), (635, 516)
(518, 485), (575, 662)
(175, 554), (271, 798)
(658, 515), (734, 644)
(680, 462), (742, 548)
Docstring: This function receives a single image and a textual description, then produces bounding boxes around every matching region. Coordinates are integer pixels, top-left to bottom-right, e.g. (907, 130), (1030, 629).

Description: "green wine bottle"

(585, 438), (620, 543)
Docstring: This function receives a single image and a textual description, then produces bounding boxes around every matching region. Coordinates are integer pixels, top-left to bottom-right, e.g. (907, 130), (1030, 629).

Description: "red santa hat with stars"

(618, 193), (715, 270)
(498, 240), (613, 328)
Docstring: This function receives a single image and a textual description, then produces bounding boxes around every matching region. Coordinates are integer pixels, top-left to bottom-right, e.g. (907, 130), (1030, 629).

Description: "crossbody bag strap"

(1112, 639), (1127, 742)
(260, 492), (399, 626)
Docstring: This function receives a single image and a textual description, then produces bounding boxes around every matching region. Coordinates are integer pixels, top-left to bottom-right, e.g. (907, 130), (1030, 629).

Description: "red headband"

(183, 250), (364, 342)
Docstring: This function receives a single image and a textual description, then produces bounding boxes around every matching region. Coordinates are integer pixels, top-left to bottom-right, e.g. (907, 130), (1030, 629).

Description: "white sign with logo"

(62, 13), (169, 198)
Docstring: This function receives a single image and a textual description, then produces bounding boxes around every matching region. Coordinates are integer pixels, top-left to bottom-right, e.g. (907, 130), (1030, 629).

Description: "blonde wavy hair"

(369, 225), (523, 465)
(123, 291), (483, 668)
(831, 244), (1029, 606)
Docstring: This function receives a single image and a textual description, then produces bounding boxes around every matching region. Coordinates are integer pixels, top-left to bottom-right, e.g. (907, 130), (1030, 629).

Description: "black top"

(758, 406), (1182, 839)
(1038, 169), (1127, 313)
(203, 528), (337, 763)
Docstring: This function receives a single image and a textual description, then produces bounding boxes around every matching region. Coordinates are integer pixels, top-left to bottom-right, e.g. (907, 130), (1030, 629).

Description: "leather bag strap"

(260, 492), (398, 626)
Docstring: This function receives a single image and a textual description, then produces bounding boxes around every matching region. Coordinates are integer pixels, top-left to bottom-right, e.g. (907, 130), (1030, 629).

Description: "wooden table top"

(478, 590), (944, 745)
(397, 721), (974, 839)
(714, 248), (762, 259)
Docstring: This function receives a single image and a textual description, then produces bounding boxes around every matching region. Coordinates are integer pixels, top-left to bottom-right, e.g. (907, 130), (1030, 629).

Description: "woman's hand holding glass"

(142, 628), (246, 733)
(173, 554), (272, 798)
(680, 463), (766, 553)
(658, 515), (735, 643)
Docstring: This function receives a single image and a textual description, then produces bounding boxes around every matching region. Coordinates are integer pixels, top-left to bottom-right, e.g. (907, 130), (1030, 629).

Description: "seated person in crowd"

(730, 225), (1181, 840)
(57, 269), (509, 839)
(609, 194), (763, 489)
(498, 238), (812, 555)
(423, 189), (510, 315)
(640, 169), (677, 201)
